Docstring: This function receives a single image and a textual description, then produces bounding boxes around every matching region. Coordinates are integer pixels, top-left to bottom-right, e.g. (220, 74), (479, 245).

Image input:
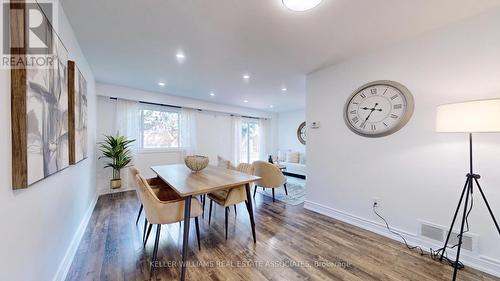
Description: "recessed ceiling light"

(158, 82), (166, 87)
(281, 87), (287, 92)
(270, 105), (274, 108)
(282, 0), (323, 11)
(210, 92), (215, 97)
(243, 74), (250, 80)
(176, 52), (185, 59)
(244, 100), (249, 103)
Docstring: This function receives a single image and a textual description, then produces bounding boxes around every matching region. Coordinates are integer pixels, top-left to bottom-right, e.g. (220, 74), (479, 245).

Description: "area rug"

(256, 181), (306, 206)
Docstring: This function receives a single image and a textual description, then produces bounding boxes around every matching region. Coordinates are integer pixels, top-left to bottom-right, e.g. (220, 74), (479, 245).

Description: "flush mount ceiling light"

(242, 74), (250, 80)
(281, 87), (287, 92)
(176, 52), (186, 63)
(209, 92), (215, 97)
(282, 0), (323, 11)
(158, 82), (166, 87)
(244, 100), (249, 103)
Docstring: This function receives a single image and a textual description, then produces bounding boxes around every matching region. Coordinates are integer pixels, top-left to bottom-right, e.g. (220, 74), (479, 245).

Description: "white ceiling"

(61, 0), (500, 112)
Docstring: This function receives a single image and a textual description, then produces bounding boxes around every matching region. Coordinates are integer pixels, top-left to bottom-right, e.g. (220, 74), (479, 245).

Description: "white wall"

(278, 109), (306, 155)
(0, 2), (97, 281)
(306, 8), (500, 276)
(95, 83), (278, 194)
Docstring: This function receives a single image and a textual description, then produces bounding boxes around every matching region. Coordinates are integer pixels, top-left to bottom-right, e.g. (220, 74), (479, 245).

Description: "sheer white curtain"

(259, 118), (270, 161)
(115, 98), (141, 154)
(180, 108), (198, 156)
(114, 98), (141, 189)
(231, 115), (242, 165)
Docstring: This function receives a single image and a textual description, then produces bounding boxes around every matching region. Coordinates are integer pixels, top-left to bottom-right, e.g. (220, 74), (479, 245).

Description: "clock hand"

(364, 103), (379, 121)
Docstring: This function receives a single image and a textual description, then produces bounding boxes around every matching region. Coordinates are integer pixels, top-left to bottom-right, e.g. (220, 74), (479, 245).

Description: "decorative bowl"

(184, 155), (209, 172)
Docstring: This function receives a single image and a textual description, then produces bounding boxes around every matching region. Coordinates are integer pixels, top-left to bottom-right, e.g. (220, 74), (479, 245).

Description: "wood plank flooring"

(66, 190), (499, 281)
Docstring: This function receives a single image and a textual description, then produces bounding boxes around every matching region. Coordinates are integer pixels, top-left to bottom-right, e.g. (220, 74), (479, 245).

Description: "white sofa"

(279, 152), (306, 177)
(282, 162), (306, 177)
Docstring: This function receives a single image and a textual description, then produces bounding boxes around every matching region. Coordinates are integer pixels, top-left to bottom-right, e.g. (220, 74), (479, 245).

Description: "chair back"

(129, 166), (144, 201)
(217, 155), (236, 170)
(224, 163), (255, 206)
(253, 161), (286, 188)
(236, 162), (255, 175)
(135, 174), (164, 224)
(136, 174), (202, 224)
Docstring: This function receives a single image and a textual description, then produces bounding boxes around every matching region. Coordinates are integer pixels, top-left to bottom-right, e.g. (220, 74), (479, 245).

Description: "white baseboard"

(53, 194), (98, 281)
(98, 185), (135, 195)
(304, 200), (500, 278)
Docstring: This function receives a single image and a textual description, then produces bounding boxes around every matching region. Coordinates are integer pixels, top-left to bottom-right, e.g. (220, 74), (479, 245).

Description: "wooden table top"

(151, 164), (261, 197)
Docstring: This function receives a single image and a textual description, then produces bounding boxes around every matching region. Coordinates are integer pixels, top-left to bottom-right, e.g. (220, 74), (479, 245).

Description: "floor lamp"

(436, 99), (500, 281)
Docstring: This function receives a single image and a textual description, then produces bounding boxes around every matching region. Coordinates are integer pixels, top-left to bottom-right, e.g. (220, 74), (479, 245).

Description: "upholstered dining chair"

(252, 161), (287, 202)
(135, 174), (203, 278)
(207, 163), (255, 240)
(129, 167), (169, 224)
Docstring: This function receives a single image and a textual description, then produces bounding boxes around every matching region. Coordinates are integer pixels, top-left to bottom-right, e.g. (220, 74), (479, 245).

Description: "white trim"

(98, 185), (135, 195)
(304, 200), (500, 277)
(52, 194), (98, 281)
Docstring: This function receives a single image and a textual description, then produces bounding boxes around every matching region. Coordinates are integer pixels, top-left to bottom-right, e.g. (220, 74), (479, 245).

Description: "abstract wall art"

(68, 61), (88, 164)
(11, 1), (69, 189)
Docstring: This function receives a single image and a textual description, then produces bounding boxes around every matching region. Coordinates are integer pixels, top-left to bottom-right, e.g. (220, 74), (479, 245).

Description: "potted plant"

(99, 134), (135, 189)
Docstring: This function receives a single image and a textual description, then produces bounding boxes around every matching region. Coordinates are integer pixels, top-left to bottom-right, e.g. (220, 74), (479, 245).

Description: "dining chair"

(207, 163), (255, 240)
(252, 161), (287, 202)
(130, 167), (171, 225)
(135, 174), (203, 278)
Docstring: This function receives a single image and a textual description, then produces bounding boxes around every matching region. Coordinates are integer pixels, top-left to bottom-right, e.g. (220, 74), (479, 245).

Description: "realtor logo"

(2, 0), (55, 68)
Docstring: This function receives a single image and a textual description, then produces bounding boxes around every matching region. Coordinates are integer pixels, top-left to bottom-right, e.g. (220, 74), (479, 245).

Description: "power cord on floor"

(372, 196), (474, 271)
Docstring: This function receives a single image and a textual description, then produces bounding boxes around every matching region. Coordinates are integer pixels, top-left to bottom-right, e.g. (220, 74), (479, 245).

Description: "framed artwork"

(11, 1), (69, 189)
(68, 61), (88, 164)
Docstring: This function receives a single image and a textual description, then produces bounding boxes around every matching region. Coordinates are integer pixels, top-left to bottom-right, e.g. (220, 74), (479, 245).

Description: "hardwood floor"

(66, 190), (499, 281)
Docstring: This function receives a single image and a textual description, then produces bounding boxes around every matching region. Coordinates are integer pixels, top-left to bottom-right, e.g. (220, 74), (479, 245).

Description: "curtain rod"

(108, 97), (267, 120)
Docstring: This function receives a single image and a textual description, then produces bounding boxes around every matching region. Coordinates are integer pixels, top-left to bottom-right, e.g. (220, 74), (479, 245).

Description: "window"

(140, 106), (180, 149)
(240, 121), (260, 163)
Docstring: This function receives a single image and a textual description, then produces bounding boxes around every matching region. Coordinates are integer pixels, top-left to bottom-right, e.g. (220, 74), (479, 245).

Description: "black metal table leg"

(244, 183), (257, 243)
(181, 196), (192, 281)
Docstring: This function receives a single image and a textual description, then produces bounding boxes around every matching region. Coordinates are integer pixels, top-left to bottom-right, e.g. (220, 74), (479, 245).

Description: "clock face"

(344, 81), (414, 137)
(297, 122), (306, 145)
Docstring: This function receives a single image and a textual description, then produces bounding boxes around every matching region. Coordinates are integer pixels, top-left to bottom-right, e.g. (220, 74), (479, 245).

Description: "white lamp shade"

(436, 99), (500, 133)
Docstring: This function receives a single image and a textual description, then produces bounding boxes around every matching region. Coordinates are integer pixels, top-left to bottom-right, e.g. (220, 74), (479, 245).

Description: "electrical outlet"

(373, 198), (380, 208)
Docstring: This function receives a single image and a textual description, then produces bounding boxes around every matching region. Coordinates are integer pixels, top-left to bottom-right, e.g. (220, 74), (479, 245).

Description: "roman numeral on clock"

(393, 104), (402, 109)
(360, 122), (367, 129)
(352, 116), (359, 124)
(350, 110), (357, 115)
(370, 124), (376, 131)
(370, 88), (377, 95)
(360, 93), (366, 99)
(390, 94), (398, 100)
(390, 114), (398, 119)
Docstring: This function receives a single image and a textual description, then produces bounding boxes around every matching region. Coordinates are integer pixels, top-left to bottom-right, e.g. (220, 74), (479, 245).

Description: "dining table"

(150, 164), (262, 281)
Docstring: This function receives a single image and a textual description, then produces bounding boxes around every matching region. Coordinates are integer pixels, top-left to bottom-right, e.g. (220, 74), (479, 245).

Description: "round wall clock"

(343, 80), (414, 138)
(297, 122), (306, 145)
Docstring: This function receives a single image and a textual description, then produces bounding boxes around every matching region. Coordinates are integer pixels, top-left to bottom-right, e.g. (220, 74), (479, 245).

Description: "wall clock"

(297, 122), (306, 145)
(343, 80), (414, 138)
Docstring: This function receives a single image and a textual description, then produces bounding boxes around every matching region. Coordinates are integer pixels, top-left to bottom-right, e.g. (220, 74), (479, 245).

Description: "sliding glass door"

(240, 121), (260, 163)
